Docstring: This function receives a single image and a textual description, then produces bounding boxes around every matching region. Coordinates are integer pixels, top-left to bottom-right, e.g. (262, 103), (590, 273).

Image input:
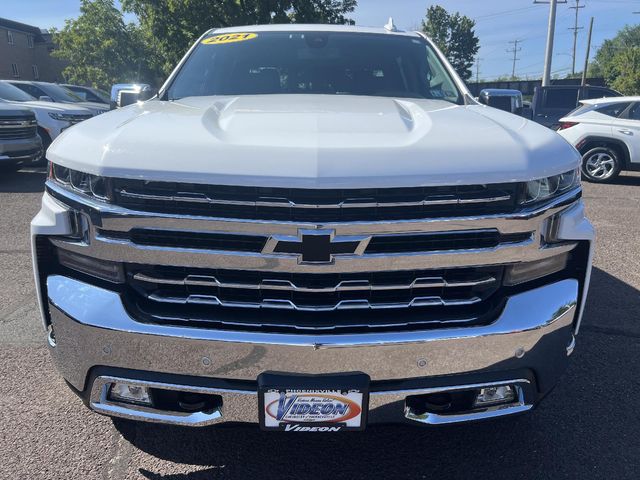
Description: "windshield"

(167, 31), (462, 104)
(42, 83), (85, 103)
(0, 82), (36, 102)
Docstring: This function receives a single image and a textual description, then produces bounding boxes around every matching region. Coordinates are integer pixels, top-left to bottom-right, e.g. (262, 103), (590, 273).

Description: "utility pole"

(535, 0), (567, 86)
(581, 17), (594, 86)
(475, 55), (482, 85)
(507, 40), (522, 79)
(569, 0), (585, 75)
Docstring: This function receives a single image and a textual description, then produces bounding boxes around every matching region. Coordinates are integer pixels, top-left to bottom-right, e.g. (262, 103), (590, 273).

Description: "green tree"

(122, 0), (357, 76)
(609, 46), (640, 94)
(52, 0), (154, 90)
(421, 5), (479, 81)
(592, 25), (640, 95)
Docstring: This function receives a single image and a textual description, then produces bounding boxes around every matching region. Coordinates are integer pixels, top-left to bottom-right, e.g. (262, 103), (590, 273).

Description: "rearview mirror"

(39, 96), (54, 102)
(110, 83), (155, 109)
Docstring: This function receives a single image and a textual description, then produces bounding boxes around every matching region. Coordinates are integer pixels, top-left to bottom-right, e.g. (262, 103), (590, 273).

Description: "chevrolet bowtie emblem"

(262, 229), (371, 264)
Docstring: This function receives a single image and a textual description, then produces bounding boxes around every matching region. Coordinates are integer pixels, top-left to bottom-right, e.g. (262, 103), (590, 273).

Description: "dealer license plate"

(258, 372), (370, 432)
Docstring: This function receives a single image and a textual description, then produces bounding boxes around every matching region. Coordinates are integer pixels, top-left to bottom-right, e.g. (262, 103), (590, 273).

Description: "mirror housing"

(39, 96), (54, 102)
(110, 83), (155, 109)
(478, 89), (524, 115)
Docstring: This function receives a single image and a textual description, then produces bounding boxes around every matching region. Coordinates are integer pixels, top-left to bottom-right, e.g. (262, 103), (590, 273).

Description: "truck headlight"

(521, 169), (580, 205)
(48, 113), (75, 122)
(48, 162), (112, 201)
(48, 113), (93, 122)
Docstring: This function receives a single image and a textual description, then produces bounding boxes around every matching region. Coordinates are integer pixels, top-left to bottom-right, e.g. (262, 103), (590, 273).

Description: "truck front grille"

(0, 117), (37, 140)
(125, 264), (503, 331)
(112, 180), (520, 221)
(129, 264), (502, 311)
(46, 179), (579, 334)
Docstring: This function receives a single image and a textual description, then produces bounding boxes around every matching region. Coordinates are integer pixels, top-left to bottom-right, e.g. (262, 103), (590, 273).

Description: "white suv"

(558, 97), (640, 183)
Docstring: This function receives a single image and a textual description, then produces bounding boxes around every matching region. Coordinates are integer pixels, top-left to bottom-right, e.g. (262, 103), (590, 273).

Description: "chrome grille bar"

(146, 292), (482, 312)
(133, 272), (496, 292)
(0, 119), (37, 128)
(119, 189), (512, 210)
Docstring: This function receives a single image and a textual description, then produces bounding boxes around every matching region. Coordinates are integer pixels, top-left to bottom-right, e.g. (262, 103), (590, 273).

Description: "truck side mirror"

(478, 89), (524, 115)
(477, 92), (490, 106)
(110, 83), (155, 109)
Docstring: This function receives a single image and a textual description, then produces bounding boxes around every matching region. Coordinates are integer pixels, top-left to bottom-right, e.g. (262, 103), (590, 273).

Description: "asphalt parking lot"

(1, 167), (639, 479)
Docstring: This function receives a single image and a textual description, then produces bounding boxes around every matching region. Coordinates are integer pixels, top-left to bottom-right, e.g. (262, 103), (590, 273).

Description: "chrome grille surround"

(44, 181), (581, 331)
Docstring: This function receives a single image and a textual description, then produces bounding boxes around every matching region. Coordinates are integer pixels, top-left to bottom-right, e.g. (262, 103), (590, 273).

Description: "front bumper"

(47, 274), (579, 426)
(0, 138), (42, 165)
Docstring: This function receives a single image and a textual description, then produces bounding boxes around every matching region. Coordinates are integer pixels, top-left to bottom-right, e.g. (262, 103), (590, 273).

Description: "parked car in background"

(61, 84), (110, 105)
(477, 89), (523, 115)
(0, 103), (41, 171)
(558, 97), (640, 183)
(528, 85), (622, 130)
(8, 81), (109, 116)
(0, 81), (93, 164)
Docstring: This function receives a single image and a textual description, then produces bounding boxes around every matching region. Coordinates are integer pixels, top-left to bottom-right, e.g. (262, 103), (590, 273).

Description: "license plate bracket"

(258, 372), (370, 432)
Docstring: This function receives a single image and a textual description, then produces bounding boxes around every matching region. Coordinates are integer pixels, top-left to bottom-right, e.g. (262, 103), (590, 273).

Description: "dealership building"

(0, 17), (65, 82)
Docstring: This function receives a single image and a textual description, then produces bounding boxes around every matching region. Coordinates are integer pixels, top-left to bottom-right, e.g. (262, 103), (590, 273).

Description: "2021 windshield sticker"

(202, 33), (257, 45)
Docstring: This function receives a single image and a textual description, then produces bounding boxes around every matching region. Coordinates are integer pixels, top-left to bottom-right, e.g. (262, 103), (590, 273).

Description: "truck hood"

(48, 95), (580, 188)
(0, 103), (35, 117)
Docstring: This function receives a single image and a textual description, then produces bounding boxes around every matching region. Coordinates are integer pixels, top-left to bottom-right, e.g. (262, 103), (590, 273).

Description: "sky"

(2, 0), (639, 80)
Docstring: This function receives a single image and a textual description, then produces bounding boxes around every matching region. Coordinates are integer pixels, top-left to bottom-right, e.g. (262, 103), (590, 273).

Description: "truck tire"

(35, 128), (52, 167)
(581, 146), (621, 183)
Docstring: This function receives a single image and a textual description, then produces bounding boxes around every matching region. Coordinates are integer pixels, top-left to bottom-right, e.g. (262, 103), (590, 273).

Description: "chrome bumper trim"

(88, 375), (533, 427)
(401, 380), (531, 425)
(90, 376), (234, 426)
(51, 235), (576, 273)
(47, 276), (579, 391)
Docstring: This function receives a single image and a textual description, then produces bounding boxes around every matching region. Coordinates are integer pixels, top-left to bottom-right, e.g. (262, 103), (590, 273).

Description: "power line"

(507, 39), (522, 78)
(474, 6), (539, 21)
(569, 0), (585, 75)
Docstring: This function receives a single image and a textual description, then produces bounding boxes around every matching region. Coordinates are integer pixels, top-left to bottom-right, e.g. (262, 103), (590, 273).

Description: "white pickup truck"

(32, 24), (594, 431)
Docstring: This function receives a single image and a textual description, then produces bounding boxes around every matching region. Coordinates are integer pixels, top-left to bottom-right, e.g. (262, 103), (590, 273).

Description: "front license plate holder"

(258, 372), (370, 432)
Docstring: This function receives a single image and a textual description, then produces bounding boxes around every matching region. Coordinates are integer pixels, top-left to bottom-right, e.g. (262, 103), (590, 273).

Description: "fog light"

(473, 385), (516, 408)
(108, 383), (153, 406)
(505, 253), (568, 286)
